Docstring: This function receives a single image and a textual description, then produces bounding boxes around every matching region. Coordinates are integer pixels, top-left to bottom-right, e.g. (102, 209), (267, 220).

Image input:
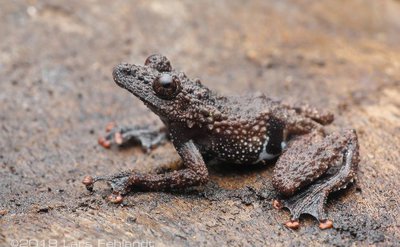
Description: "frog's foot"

(273, 181), (335, 230)
(98, 122), (168, 151)
(272, 130), (359, 230)
(82, 171), (132, 203)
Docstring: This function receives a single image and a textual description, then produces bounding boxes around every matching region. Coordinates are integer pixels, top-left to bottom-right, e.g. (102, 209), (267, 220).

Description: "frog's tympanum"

(83, 54), (359, 230)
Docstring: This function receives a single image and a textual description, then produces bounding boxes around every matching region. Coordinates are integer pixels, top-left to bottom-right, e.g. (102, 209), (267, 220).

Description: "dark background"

(1, 0), (399, 246)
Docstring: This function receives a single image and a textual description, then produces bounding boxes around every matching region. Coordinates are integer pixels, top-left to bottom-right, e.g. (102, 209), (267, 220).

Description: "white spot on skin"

(254, 136), (279, 163)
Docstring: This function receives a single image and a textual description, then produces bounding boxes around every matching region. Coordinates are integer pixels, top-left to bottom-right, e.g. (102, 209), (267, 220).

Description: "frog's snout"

(112, 63), (135, 87)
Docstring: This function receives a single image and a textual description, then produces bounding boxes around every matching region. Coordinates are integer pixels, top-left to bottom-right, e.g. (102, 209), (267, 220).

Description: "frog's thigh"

(272, 130), (359, 223)
(273, 132), (332, 196)
(273, 130), (358, 196)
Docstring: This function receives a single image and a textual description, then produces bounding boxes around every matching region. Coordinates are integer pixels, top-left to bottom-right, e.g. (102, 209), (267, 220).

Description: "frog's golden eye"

(152, 74), (181, 100)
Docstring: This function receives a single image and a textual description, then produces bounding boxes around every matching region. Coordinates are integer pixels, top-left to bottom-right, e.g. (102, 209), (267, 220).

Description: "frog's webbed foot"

(82, 170), (158, 203)
(272, 130), (359, 230)
(273, 180), (336, 230)
(82, 172), (132, 198)
(98, 122), (168, 151)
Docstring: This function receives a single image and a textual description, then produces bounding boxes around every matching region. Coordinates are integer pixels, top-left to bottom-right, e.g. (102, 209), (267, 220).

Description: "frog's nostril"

(121, 66), (132, 75)
(113, 64), (136, 78)
(113, 64), (129, 86)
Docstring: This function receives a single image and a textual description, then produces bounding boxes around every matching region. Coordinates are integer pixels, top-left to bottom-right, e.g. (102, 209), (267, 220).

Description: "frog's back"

(202, 93), (283, 164)
(215, 93), (277, 121)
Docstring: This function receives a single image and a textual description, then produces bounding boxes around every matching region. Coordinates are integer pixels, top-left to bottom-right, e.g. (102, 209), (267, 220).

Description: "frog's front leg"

(98, 122), (168, 151)
(83, 139), (208, 202)
(272, 130), (359, 230)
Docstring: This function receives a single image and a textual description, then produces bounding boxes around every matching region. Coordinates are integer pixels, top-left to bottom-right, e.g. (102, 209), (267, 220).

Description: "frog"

(82, 54), (359, 230)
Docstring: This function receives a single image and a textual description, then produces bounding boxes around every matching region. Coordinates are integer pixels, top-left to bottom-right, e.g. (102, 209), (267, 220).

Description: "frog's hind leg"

(98, 123), (168, 151)
(272, 130), (359, 229)
(281, 102), (334, 125)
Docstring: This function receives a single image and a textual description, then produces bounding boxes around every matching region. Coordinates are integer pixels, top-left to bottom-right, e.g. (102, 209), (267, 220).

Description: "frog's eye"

(152, 74), (181, 100)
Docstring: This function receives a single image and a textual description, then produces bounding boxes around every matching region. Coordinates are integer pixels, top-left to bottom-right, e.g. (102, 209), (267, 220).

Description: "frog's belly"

(253, 139), (288, 163)
(208, 136), (284, 164)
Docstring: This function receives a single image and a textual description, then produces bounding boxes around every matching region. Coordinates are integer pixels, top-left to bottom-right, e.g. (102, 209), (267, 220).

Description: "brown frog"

(83, 54), (359, 230)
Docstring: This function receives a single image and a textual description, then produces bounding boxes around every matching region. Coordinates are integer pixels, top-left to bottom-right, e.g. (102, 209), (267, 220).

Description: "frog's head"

(113, 54), (214, 124)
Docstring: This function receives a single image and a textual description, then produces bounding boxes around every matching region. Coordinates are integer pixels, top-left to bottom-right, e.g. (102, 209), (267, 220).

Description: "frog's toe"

(283, 218), (333, 230)
(98, 135), (111, 148)
(99, 122), (136, 148)
(285, 220), (300, 230)
(272, 199), (283, 210)
(82, 175), (95, 191)
(319, 219), (333, 230)
(100, 127), (125, 148)
(114, 131), (124, 145)
(108, 192), (124, 204)
(105, 122), (117, 132)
